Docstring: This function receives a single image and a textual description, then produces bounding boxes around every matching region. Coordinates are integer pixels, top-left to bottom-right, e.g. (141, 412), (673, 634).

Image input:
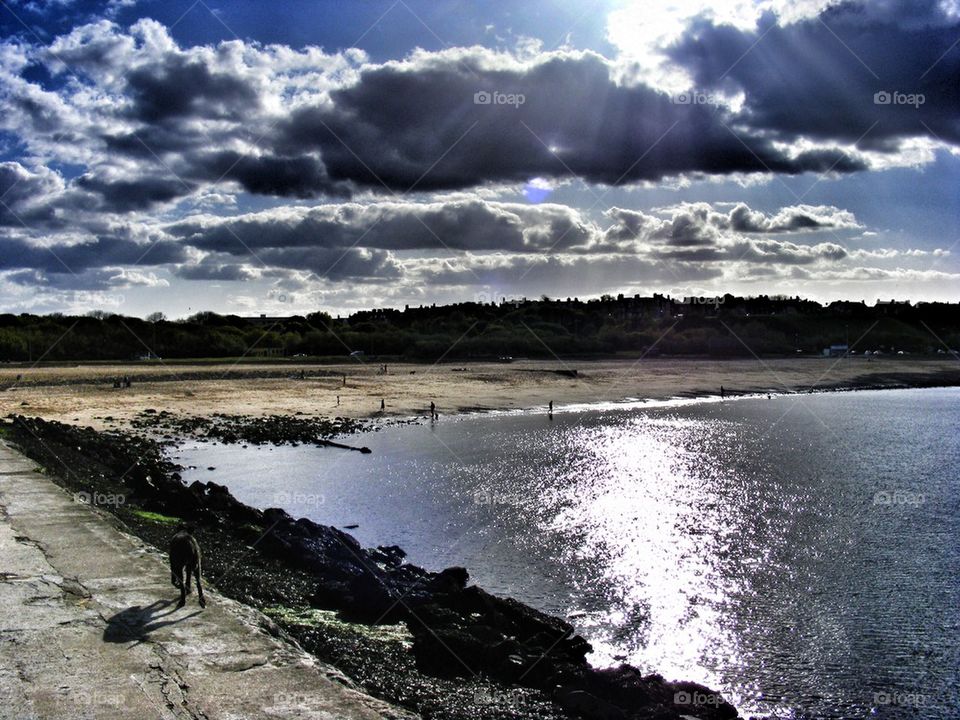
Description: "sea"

(173, 387), (960, 719)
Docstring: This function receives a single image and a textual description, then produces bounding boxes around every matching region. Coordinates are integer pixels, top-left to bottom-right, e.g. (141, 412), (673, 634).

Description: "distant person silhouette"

(720, 385), (725, 399)
(380, 398), (385, 411)
(430, 401), (436, 419)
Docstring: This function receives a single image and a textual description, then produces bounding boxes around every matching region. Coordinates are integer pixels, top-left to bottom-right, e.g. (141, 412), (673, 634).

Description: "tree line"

(0, 294), (957, 362)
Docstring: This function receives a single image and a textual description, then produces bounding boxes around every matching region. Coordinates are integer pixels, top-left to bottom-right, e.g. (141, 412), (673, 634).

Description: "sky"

(0, 0), (958, 318)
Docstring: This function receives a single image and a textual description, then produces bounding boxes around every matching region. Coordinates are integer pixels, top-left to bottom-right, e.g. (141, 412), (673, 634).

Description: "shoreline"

(2, 357), (959, 430)
(438, 380), (960, 420)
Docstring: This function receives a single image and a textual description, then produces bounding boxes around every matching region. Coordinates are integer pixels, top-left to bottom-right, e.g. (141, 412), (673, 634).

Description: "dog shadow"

(102, 599), (202, 644)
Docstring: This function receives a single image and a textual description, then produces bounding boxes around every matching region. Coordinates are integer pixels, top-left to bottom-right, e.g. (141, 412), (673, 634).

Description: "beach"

(1, 356), (959, 428)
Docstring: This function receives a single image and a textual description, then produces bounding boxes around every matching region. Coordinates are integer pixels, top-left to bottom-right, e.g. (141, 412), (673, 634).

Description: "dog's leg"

(194, 561), (206, 608)
(177, 573), (187, 608)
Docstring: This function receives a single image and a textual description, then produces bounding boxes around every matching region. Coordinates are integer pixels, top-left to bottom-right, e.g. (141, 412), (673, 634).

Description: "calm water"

(175, 388), (960, 719)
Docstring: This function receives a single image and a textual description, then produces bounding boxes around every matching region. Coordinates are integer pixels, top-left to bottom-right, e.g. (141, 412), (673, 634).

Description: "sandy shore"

(1, 357), (959, 428)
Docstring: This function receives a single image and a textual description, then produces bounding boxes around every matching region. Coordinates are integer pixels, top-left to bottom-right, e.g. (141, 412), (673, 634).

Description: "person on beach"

(337, 395), (340, 406)
(430, 401), (436, 419)
(720, 385), (725, 399)
(380, 398), (385, 411)
(549, 400), (553, 413)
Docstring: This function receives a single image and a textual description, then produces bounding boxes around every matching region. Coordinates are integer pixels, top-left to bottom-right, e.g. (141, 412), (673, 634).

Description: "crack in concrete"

(148, 659), (210, 720)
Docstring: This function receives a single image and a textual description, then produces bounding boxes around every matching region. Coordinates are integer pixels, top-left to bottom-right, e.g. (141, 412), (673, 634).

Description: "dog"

(169, 526), (206, 608)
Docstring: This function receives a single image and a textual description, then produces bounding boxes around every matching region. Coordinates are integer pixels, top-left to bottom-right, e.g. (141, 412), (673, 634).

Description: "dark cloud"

(102, 125), (209, 157)
(0, 234), (188, 274)
(167, 200), (600, 256)
(75, 174), (193, 211)
(0, 162), (63, 227)
(256, 247), (401, 281)
(728, 203), (858, 233)
(274, 52), (867, 192)
(193, 150), (350, 199)
(5, 266), (164, 290)
(125, 54), (259, 123)
(668, 0), (960, 146)
(175, 262), (255, 281)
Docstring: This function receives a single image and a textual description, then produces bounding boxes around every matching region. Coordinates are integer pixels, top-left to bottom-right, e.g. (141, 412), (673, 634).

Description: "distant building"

(246, 314), (294, 327)
(823, 344), (849, 357)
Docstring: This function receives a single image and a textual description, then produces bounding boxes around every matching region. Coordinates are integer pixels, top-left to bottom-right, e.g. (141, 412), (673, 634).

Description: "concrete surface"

(0, 439), (417, 720)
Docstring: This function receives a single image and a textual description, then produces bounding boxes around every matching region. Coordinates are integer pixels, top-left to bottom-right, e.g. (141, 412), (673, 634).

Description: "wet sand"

(2, 357), (959, 429)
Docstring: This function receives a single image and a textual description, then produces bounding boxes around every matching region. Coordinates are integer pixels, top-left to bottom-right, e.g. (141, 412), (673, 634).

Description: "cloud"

(6, 265), (167, 290)
(1, 20), (876, 216)
(651, 201), (861, 235)
(0, 161), (65, 227)
(74, 174), (192, 211)
(0, 233), (188, 275)
(175, 261), (256, 281)
(666, 0), (960, 148)
(124, 53), (260, 123)
(160, 197), (877, 293)
(167, 199), (596, 254)
(276, 49), (867, 191)
(192, 150), (350, 199)
(0, 7), (955, 306)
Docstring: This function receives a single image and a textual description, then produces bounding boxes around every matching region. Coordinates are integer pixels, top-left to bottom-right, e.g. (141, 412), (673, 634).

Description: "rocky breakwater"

(130, 409), (375, 451)
(4, 415), (738, 720)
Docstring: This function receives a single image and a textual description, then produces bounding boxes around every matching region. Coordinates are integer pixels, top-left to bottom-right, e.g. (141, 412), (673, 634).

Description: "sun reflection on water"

(546, 415), (769, 702)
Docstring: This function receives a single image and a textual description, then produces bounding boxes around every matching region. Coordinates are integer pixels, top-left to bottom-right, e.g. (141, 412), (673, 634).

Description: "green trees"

(0, 298), (956, 362)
